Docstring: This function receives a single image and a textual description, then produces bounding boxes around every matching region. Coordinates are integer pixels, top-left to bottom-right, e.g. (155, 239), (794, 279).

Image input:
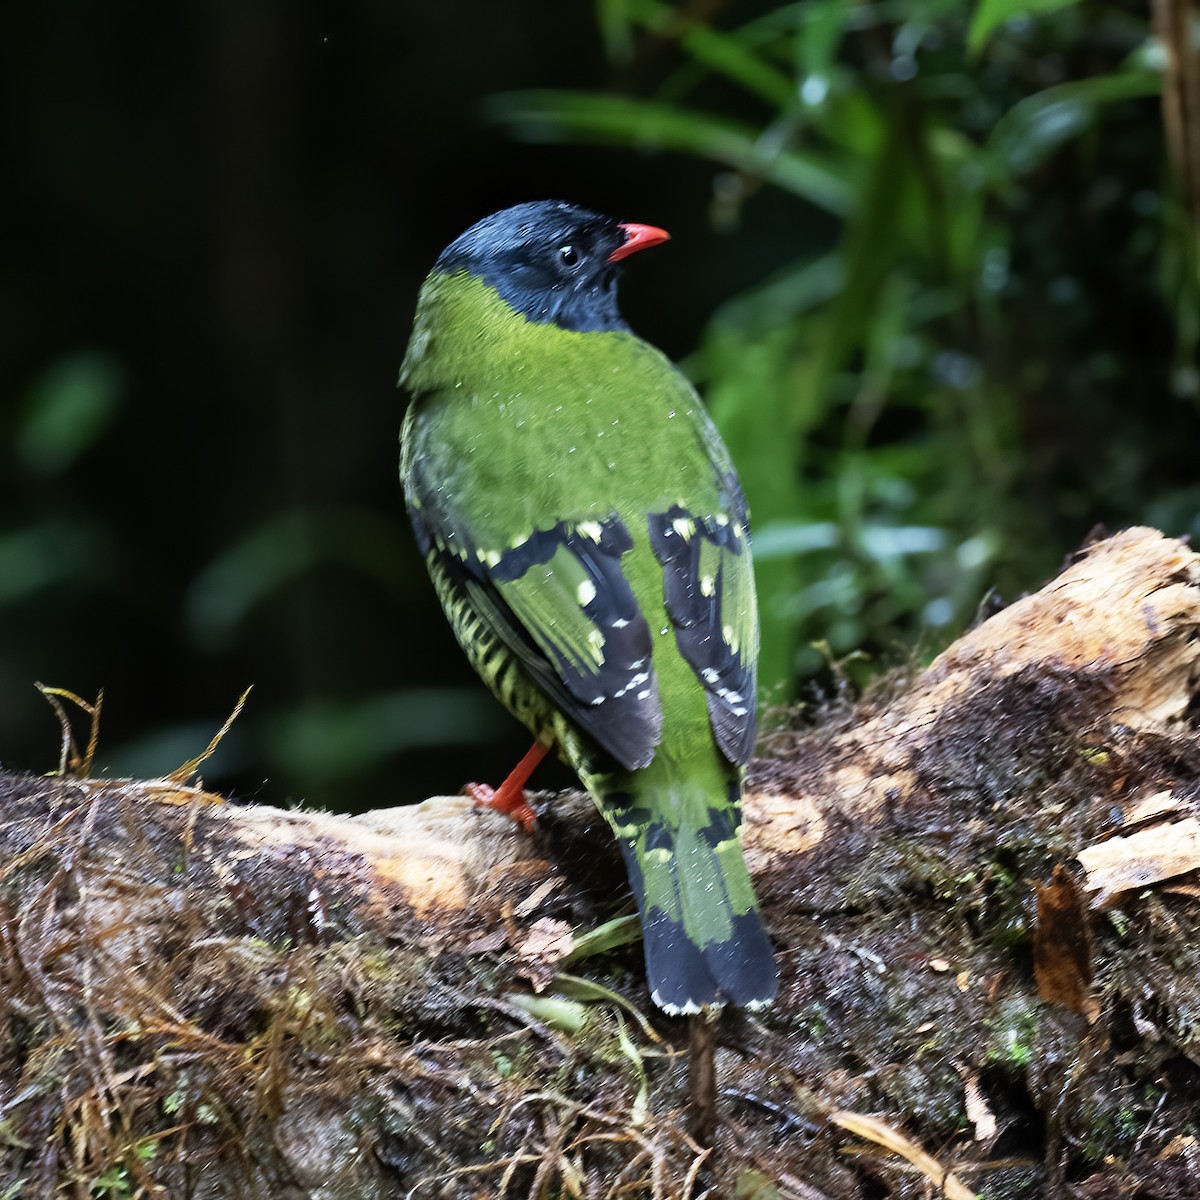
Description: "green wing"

(408, 492), (664, 771)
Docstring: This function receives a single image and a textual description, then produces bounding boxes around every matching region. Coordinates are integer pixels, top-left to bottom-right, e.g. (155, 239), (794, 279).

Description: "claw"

(465, 780), (538, 832)
(464, 741), (549, 833)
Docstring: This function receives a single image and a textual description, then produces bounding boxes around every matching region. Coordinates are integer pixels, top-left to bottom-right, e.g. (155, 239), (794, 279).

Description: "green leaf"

(987, 70), (1162, 177)
(752, 521), (841, 561)
(553, 973), (662, 1043)
(797, 0), (852, 108)
(967, 0), (1080, 55)
(487, 90), (855, 216)
(594, 0), (635, 65)
(711, 251), (844, 334)
(563, 914), (642, 962)
(678, 24), (796, 108)
(505, 992), (589, 1035)
(0, 519), (113, 603)
(185, 507), (412, 644)
(612, 1010), (649, 1125)
(18, 352), (124, 475)
(264, 690), (505, 779)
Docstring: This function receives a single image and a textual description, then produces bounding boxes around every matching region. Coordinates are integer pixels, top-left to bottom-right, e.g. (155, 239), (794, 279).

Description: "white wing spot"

(700, 574), (716, 597)
(576, 579), (597, 606)
(672, 516), (694, 540)
(613, 670), (650, 699)
(577, 521), (604, 542)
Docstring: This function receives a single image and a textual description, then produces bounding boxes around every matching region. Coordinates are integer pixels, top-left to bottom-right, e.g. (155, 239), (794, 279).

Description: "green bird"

(398, 200), (776, 1013)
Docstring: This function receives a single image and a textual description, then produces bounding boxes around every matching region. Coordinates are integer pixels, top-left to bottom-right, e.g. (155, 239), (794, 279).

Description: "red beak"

(609, 222), (671, 263)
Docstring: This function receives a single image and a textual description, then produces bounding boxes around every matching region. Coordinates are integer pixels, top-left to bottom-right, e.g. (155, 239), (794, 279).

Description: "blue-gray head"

(435, 200), (669, 334)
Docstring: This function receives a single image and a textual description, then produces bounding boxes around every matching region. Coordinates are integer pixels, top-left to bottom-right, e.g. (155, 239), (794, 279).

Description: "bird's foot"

(464, 780), (538, 832)
(464, 740), (550, 834)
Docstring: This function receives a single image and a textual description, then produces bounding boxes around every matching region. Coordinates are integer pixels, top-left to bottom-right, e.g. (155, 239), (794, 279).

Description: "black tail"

(613, 797), (778, 1015)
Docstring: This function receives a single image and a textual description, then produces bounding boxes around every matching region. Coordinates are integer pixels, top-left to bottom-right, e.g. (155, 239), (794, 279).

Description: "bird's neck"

(401, 272), (631, 394)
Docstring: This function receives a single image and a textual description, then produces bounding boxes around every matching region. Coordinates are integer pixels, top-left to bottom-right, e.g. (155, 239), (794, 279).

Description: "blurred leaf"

(186, 507), (412, 646)
(488, 91), (855, 215)
(704, 328), (812, 687)
(988, 71), (1162, 177)
(860, 524), (947, 560)
(18, 352), (124, 475)
(967, 0), (1080, 55)
(711, 251), (844, 333)
(799, 105), (910, 401)
(797, 0), (851, 109)
(675, 23), (796, 108)
(266, 688), (506, 782)
(754, 520), (946, 562)
(0, 519), (114, 603)
(595, 0), (635, 64)
(752, 520), (841, 560)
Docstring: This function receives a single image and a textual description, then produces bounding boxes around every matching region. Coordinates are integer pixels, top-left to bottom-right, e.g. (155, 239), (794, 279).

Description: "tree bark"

(2, 527), (1200, 1198)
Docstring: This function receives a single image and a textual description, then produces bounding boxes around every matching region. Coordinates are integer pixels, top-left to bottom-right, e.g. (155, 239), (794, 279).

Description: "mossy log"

(3, 527), (1200, 1198)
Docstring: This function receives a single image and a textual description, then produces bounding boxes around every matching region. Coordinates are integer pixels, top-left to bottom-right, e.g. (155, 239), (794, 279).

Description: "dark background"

(1, 0), (1195, 811)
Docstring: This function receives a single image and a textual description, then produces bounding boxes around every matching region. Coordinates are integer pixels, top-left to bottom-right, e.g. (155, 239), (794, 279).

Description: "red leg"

(464, 741), (549, 832)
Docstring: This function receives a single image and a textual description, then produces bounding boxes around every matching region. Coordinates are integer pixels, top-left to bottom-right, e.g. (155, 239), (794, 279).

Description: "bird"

(398, 200), (777, 1014)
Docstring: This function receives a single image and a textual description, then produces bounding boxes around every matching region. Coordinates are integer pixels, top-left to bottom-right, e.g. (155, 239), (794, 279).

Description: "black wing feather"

(412, 501), (662, 772)
(648, 499), (757, 765)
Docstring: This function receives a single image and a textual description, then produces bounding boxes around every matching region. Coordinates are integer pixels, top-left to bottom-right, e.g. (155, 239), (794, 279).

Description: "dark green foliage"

(493, 0), (1197, 694)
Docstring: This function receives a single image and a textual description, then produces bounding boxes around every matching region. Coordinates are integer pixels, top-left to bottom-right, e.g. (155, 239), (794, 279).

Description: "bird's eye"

(558, 244), (580, 268)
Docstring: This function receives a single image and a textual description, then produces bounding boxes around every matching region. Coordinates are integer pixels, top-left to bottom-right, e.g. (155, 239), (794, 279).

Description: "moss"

(4, 654), (1200, 1199)
(985, 1000), (1039, 1069)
